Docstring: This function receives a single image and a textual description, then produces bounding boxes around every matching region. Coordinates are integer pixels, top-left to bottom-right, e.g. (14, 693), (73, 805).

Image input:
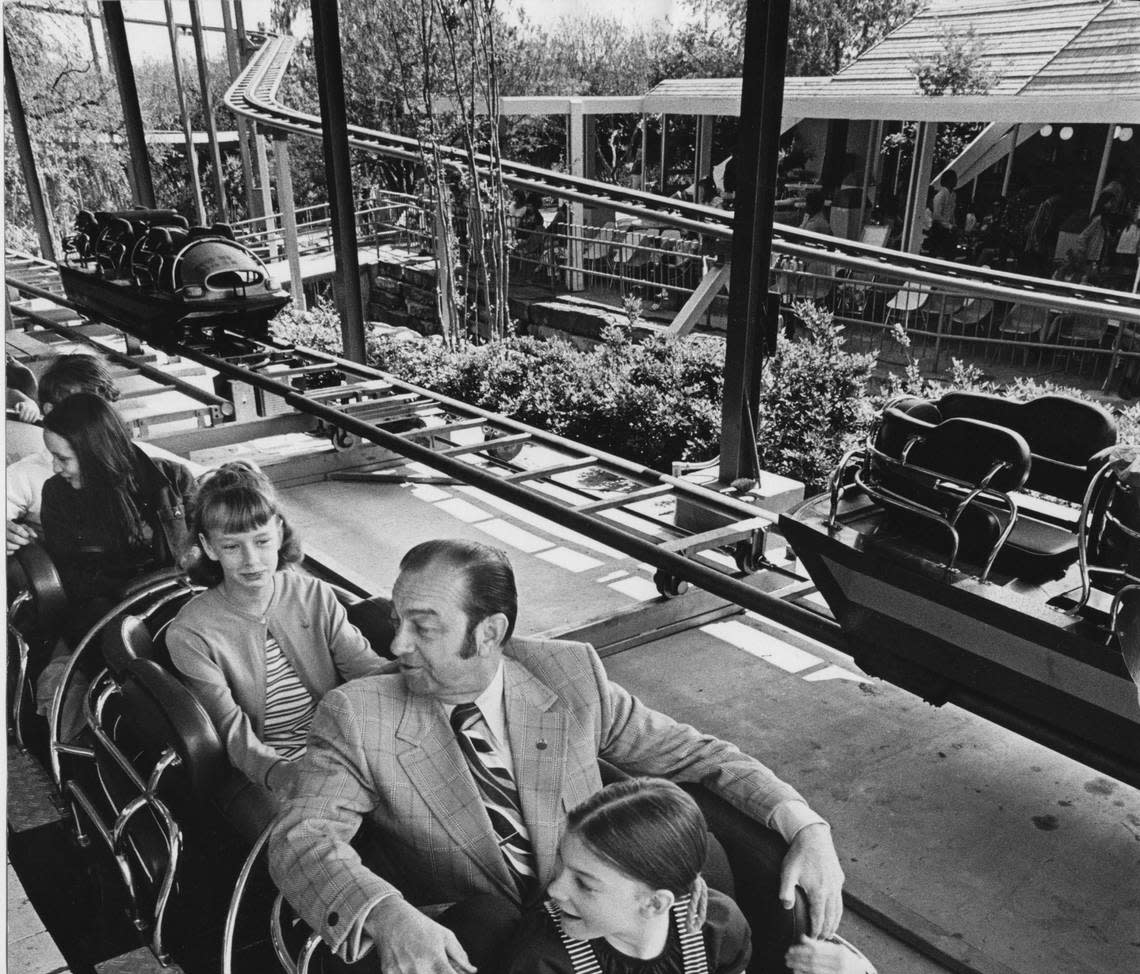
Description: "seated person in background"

(7, 354), (43, 465)
(505, 777), (753, 974)
(269, 539), (843, 972)
(7, 354), (123, 554)
(36, 393), (197, 729)
(928, 170), (958, 259)
(41, 393), (196, 646)
(167, 461), (389, 838)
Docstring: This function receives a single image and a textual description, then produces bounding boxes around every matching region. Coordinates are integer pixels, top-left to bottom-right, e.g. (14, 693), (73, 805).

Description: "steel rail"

(4, 262), (235, 417)
(4, 266), (844, 646)
(226, 35), (1140, 317)
(175, 334), (846, 647)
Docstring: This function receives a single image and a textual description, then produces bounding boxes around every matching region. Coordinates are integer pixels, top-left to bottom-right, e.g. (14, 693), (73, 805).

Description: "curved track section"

(227, 35), (1140, 320)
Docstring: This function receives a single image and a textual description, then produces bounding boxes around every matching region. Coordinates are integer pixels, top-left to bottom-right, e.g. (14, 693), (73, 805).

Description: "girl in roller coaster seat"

(40, 392), (196, 646)
(167, 460), (389, 839)
(505, 778), (875, 974)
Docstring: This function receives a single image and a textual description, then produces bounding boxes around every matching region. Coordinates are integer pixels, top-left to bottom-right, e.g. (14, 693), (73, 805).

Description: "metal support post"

(221, 0), (257, 221)
(310, 0), (366, 363)
(164, 0), (206, 224)
(84, 0), (104, 81)
(719, 0), (789, 484)
(567, 99), (586, 291)
(660, 114), (668, 193)
(1091, 125), (1114, 215)
(188, 0), (229, 222)
(272, 134), (307, 312)
(902, 122), (935, 255)
(4, 37), (57, 261)
(1001, 124), (1020, 198)
(103, 1), (155, 208)
(234, 2), (273, 227)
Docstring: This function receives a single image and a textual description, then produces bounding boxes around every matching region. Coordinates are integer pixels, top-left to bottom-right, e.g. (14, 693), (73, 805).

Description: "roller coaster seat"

(936, 392), (1117, 504)
(8, 542), (69, 748)
(344, 593), (396, 659)
(224, 763), (809, 974)
(66, 654), (232, 963)
(871, 396), (1112, 580)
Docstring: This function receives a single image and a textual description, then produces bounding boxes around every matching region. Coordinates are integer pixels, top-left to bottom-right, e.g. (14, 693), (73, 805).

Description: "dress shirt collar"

(446, 659), (507, 748)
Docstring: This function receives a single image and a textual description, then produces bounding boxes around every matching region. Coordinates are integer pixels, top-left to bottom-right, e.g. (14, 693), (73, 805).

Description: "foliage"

(883, 23), (999, 173)
(757, 303), (878, 492)
(4, 2), (130, 252)
(681, 0), (922, 76)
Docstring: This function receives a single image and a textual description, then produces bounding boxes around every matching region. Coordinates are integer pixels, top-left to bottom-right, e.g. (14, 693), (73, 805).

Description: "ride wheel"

(653, 569), (689, 599)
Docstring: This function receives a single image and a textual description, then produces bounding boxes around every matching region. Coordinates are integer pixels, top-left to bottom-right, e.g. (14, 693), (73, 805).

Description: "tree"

(682, 0), (922, 77)
(4, 2), (130, 253)
(881, 24), (998, 178)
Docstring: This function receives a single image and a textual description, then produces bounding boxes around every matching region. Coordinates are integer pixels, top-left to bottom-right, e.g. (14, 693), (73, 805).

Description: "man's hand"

(7, 520), (35, 556)
(266, 759), (299, 798)
(778, 823), (845, 939)
(366, 897), (476, 974)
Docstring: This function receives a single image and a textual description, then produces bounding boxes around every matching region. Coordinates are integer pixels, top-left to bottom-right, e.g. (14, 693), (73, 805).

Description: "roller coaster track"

(228, 35), (1140, 322)
(5, 252), (842, 649)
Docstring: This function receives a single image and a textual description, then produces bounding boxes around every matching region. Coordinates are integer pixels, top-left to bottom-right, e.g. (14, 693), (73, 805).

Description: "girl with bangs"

(167, 460), (388, 837)
(506, 778), (875, 974)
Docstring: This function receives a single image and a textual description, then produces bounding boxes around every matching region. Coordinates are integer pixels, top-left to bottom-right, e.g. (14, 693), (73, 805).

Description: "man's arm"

(268, 686), (395, 960)
(587, 645), (844, 937)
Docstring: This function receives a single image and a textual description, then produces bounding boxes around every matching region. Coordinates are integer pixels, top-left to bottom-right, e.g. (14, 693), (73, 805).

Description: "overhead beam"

(102, 1), (155, 207)
(4, 36), (57, 260)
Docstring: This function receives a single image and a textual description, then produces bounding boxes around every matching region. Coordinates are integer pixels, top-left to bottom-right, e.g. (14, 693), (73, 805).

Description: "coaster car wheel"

(653, 569), (689, 599)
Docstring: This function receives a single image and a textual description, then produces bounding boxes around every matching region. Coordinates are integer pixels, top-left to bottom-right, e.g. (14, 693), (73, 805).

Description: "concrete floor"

(279, 465), (1140, 974)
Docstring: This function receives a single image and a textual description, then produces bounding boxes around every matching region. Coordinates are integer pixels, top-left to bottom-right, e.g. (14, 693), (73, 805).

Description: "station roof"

(639, 0), (1140, 123)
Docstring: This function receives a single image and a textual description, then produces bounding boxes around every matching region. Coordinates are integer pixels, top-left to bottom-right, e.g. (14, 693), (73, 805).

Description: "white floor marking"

(455, 484), (626, 558)
(803, 665), (870, 684)
(434, 497), (492, 523)
(609, 576), (661, 602)
(410, 484), (450, 503)
(596, 570), (628, 583)
(537, 547), (603, 573)
(701, 620), (821, 673)
(475, 518), (554, 554)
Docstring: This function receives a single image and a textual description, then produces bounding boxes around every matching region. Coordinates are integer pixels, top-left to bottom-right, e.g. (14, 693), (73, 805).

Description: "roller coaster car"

(59, 208), (290, 343)
(780, 392), (1140, 789)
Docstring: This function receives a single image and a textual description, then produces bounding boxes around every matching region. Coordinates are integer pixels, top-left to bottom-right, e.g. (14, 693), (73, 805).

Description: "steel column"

(221, 0), (257, 221)
(271, 134), (307, 312)
(310, 0), (366, 363)
(188, 0), (228, 222)
(719, 0), (789, 484)
(902, 122), (935, 255)
(165, 0), (206, 224)
(4, 36), (57, 261)
(102, 1), (155, 208)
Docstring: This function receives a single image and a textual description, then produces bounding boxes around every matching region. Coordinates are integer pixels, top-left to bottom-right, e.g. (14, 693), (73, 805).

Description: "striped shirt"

(262, 634), (316, 760)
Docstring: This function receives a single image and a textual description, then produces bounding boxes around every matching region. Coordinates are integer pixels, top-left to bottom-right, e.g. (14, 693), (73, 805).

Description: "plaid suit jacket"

(268, 636), (807, 960)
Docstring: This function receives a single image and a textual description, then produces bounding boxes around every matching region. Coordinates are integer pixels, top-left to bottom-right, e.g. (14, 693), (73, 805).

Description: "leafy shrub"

(269, 298), (1136, 492)
(757, 302), (878, 492)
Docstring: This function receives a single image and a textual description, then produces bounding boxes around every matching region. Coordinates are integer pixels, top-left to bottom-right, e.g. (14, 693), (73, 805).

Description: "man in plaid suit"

(269, 539), (843, 974)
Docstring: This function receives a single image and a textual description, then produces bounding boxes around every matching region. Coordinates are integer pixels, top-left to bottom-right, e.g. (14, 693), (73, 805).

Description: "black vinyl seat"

(7, 543), (69, 749)
(860, 407), (1031, 578)
(853, 394), (1120, 582)
(69, 655), (229, 964)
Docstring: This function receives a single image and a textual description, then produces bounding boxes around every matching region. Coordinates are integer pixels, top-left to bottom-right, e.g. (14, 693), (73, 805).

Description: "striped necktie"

(450, 701), (538, 900)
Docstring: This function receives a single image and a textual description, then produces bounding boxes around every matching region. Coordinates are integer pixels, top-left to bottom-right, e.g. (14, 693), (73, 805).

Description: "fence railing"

(232, 190), (1139, 390)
